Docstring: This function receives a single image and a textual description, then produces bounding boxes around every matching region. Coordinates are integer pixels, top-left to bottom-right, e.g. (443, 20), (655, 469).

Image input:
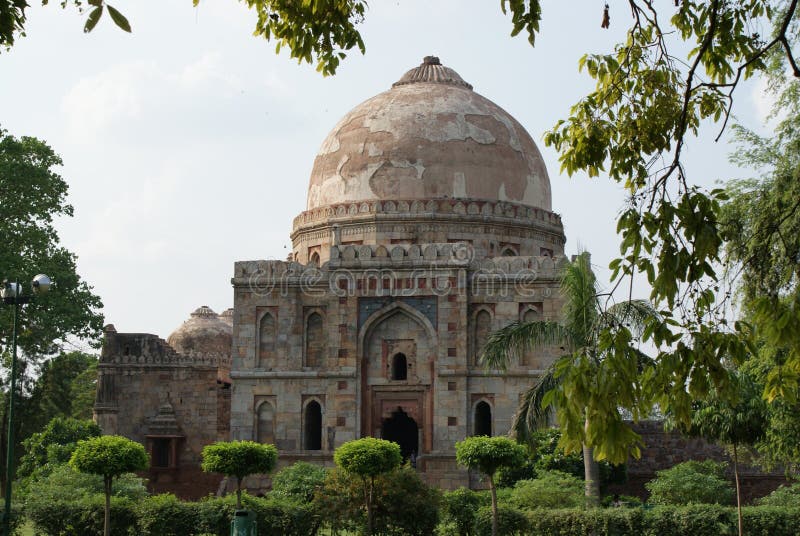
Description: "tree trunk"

(365, 476), (374, 536)
(0, 394), (6, 498)
(489, 474), (498, 536)
(103, 475), (111, 536)
(733, 443), (743, 536)
(582, 443), (601, 507)
(236, 477), (242, 510)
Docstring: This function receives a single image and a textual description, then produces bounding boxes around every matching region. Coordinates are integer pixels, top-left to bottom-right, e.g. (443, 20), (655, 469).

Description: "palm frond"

(603, 299), (661, 337)
(510, 365), (561, 444)
(560, 251), (600, 346)
(480, 320), (572, 370)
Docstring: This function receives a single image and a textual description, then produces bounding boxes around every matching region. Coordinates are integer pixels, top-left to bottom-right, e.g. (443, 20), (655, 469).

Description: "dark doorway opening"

(382, 407), (418, 460)
(391, 353), (407, 380)
(304, 401), (322, 450)
(474, 401), (492, 436)
(152, 438), (171, 468)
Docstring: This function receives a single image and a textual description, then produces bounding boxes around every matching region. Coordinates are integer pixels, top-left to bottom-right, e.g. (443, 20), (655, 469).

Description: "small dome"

(167, 306), (232, 359)
(219, 308), (234, 326)
(307, 56), (551, 211)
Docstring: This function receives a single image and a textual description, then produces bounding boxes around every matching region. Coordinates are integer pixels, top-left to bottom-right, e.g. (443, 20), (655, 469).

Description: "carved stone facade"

(95, 308), (232, 499)
(229, 57), (568, 489)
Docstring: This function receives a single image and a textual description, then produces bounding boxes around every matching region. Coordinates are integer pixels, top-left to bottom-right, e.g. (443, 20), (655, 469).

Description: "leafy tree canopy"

(18, 416), (101, 479)
(333, 437), (402, 479)
(201, 440), (277, 481)
(455, 436), (526, 480)
(0, 129), (103, 359)
(69, 435), (148, 479)
(201, 440), (277, 509)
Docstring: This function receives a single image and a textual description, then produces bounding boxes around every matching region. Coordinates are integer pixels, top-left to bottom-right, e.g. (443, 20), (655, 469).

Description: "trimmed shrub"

(644, 505), (735, 536)
(757, 483), (800, 506)
(441, 487), (488, 536)
(271, 461), (327, 502)
(315, 465), (439, 535)
(645, 460), (735, 505)
(508, 471), (585, 510)
(372, 465), (440, 536)
(741, 506), (800, 535)
(27, 495), (138, 536)
(22, 463), (147, 503)
(528, 508), (645, 535)
(137, 494), (197, 536)
(195, 493), (319, 536)
(474, 506), (527, 536)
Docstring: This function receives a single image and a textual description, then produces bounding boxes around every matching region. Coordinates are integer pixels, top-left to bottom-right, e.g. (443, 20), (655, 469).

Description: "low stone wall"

(607, 421), (791, 502)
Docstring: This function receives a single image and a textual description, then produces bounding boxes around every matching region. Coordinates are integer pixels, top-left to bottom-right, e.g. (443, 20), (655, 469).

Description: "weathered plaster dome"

(307, 56), (552, 211)
(167, 306), (232, 359)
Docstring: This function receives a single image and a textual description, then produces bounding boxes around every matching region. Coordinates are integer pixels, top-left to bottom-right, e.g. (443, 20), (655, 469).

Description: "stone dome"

(307, 56), (552, 211)
(167, 306), (232, 359)
(219, 308), (234, 327)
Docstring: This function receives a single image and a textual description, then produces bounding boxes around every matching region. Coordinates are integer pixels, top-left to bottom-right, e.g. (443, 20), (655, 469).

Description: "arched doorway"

(382, 407), (418, 460)
(304, 400), (322, 450)
(474, 401), (492, 436)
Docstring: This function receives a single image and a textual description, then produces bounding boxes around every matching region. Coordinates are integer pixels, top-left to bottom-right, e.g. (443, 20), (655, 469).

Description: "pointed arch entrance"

(382, 407), (418, 460)
(359, 302), (437, 454)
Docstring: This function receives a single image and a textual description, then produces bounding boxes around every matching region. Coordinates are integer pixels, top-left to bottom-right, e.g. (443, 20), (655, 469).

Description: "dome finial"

(393, 57), (473, 90)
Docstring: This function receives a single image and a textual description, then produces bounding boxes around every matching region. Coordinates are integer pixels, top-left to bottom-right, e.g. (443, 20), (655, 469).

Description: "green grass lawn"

(19, 522), (34, 536)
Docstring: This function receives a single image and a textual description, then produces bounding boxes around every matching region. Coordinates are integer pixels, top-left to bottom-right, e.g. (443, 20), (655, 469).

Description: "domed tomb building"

(230, 57), (568, 487)
(94, 306), (232, 498)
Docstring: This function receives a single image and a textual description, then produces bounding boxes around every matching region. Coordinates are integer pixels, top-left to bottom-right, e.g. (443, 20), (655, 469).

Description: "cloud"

(60, 52), (255, 143)
(76, 161), (183, 264)
(61, 61), (156, 142)
(751, 75), (775, 125)
(177, 52), (242, 91)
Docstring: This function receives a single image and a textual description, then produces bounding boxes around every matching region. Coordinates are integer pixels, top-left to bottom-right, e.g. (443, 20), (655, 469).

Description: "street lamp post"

(1, 275), (50, 536)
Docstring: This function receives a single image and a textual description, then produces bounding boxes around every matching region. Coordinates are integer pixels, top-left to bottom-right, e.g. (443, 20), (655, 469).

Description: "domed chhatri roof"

(167, 306), (232, 359)
(219, 308), (234, 326)
(307, 56), (552, 212)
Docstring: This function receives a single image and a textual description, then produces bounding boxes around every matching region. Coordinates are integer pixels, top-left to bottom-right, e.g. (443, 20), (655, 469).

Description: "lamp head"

(32, 274), (51, 294)
(1, 281), (22, 299)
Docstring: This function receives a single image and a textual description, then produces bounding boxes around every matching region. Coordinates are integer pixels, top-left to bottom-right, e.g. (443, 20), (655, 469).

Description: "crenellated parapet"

(100, 324), (225, 368)
(234, 247), (566, 276)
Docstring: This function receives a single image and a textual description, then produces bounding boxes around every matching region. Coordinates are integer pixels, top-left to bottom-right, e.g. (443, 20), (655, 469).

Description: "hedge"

(526, 505), (800, 536)
(445, 501), (800, 536)
(26, 493), (318, 536)
(26, 496), (138, 536)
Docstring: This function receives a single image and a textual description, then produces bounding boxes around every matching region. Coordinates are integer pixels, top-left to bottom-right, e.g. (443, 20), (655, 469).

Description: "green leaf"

(106, 4), (131, 33)
(83, 6), (103, 34)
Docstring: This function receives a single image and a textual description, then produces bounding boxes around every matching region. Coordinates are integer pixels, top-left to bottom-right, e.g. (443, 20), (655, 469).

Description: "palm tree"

(481, 251), (658, 505)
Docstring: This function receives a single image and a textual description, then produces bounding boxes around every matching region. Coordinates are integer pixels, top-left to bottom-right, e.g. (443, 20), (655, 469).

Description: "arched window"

(305, 312), (324, 368)
(501, 248), (517, 257)
(521, 308), (539, 367)
(309, 252), (320, 267)
(473, 310), (492, 365)
(391, 353), (407, 381)
(258, 312), (276, 367)
(474, 401), (492, 436)
(304, 400), (322, 450)
(257, 401), (275, 445)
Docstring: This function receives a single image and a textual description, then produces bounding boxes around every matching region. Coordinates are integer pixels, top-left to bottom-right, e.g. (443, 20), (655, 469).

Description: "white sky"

(0, 1), (771, 342)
